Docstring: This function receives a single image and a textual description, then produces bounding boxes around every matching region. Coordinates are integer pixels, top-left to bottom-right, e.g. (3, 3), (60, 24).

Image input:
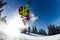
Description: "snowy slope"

(0, 32), (60, 40)
(0, 10), (60, 40)
(16, 33), (60, 40)
(25, 33), (44, 37)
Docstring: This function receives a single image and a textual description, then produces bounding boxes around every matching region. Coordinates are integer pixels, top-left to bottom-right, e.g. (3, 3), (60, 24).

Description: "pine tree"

(28, 26), (30, 34)
(39, 29), (47, 35)
(55, 25), (60, 34)
(34, 26), (38, 34)
(32, 26), (38, 34)
(0, 0), (7, 23)
(32, 27), (35, 33)
(48, 24), (58, 35)
(48, 24), (53, 35)
(56, 25), (60, 34)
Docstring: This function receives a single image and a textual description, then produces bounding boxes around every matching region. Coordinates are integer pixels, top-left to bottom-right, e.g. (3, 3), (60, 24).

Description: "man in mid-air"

(19, 1), (31, 25)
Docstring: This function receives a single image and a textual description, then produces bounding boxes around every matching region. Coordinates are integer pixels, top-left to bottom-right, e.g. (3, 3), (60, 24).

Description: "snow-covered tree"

(38, 29), (47, 35)
(32, 26), (38, 34)
(28, 26), (30, 34)
(0, 0), (7, 23)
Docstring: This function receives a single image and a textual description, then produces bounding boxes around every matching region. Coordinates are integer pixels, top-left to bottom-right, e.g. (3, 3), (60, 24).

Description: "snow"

(17, 33), (60, 40)
(0, 32), (60, 40)
(0, 10), (60, 40)
(25, 33), (44, 37)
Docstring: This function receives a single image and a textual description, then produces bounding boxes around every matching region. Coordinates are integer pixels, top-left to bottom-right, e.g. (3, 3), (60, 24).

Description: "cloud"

(30, 12), (38, 22)
(29, 12), (38, 26)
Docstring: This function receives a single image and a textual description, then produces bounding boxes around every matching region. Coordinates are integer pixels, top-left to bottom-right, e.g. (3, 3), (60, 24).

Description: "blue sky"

(4, 0), (60, 31)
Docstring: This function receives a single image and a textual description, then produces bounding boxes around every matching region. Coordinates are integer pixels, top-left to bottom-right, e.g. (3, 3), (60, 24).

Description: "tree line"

(21, 24), (60, 36)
